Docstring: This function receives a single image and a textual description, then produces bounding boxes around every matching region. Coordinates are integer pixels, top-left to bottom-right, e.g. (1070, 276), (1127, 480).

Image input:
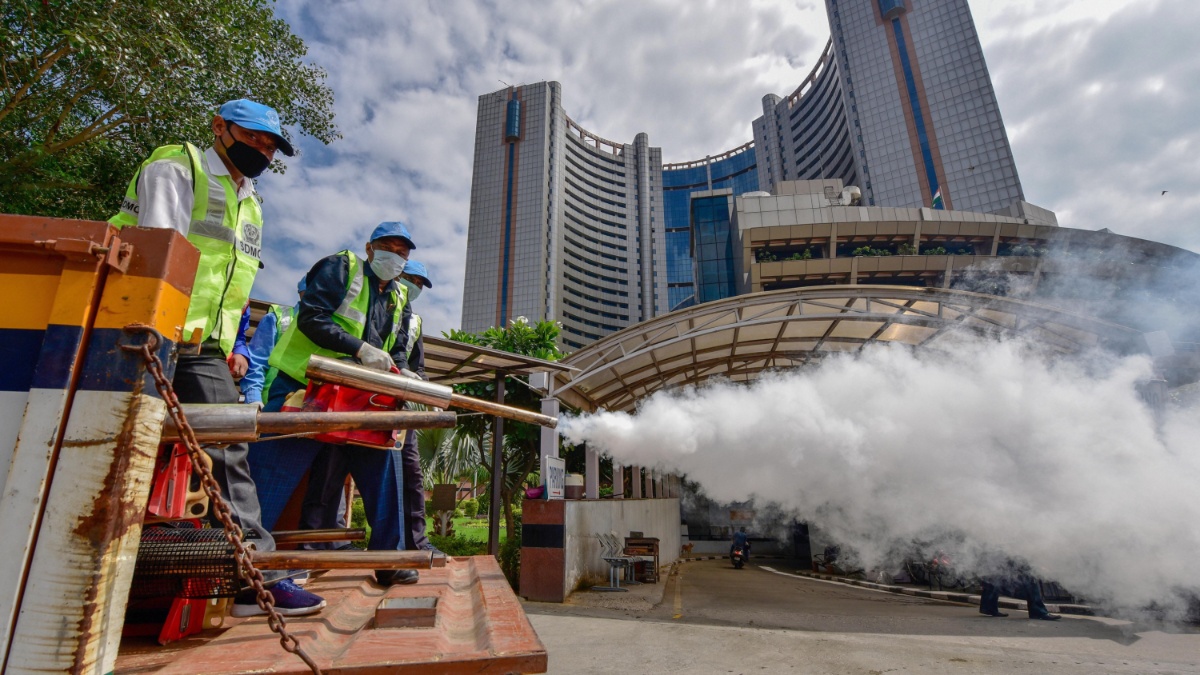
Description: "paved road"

(525, 559), (1200, 674)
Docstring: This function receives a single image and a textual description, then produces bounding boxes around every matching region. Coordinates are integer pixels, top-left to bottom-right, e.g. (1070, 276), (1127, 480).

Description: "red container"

(283, 380), (401, 450)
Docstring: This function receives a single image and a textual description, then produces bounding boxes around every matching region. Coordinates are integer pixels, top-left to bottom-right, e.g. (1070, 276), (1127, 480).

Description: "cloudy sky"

(255, 0), (1200, 339)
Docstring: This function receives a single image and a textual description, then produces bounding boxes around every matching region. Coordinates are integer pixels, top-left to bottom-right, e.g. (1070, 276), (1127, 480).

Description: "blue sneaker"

(231, 579), (326, 617)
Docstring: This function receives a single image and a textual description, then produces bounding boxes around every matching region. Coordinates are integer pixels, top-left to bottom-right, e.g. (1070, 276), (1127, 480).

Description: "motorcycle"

(731, 546), (746, 569)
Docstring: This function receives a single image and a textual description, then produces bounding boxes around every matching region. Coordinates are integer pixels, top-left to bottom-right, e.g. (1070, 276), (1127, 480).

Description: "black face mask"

(220, 132), (271, 178)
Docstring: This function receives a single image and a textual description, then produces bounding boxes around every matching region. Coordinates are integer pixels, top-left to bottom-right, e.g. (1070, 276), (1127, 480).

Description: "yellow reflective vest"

(269, 251), (408, 385)
(109, 142), (263, 356)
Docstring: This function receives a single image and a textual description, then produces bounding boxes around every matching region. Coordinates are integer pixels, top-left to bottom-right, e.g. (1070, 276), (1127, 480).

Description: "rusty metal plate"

(115, 556), (547, 674)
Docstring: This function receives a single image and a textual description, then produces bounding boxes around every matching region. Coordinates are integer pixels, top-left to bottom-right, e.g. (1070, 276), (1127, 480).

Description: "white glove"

(400, 368), (420, 380)
(356, 342), (395, 372)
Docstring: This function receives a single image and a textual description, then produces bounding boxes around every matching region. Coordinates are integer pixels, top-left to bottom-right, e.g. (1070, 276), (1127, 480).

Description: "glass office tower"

(662, 144), (758, 310)
(464, 0), (1028, 347)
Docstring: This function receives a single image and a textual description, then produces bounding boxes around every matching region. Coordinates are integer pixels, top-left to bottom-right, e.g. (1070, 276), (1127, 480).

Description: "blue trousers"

(980, 575), (1052, 618)
(301, 428), (430, 551)
(247, 379), (407, 552)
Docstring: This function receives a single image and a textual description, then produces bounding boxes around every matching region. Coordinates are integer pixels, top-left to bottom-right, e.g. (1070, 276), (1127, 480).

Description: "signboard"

(431, 484), (458, 512)
(542, 456), (566, 500)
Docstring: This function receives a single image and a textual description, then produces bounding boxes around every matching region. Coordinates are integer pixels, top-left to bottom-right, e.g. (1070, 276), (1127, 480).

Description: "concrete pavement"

(524, 558), (1200, 674)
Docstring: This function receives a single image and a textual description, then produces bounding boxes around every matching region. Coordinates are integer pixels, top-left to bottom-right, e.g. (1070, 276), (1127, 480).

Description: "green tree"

(1, 0), (338, 219)
(415, 422), (480, 536)
(444, 318), (564, 540)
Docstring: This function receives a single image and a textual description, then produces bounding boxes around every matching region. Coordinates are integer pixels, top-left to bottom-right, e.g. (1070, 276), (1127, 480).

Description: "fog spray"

(562, 336), (1200, 618)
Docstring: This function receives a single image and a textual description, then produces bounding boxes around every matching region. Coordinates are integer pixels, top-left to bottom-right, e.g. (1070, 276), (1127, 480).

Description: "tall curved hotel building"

(462, 0), (1025, 348)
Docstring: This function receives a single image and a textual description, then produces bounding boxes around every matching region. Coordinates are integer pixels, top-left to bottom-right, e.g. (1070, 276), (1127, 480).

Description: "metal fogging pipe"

(250, 549), (445, 570)
(161, 404), (457, 443)
(305, 355), (559, 429)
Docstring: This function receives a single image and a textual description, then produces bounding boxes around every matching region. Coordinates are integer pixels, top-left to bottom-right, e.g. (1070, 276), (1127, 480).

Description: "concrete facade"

(461, 82), (668, 350)
(826, 0), (1023, 213)
(734, 180), (1199, 333)
(465, 1), (1031, 347)
(521, 497), (681, 603)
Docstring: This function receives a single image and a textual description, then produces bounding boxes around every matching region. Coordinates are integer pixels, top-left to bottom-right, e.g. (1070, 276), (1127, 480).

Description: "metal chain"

(122, 324), (321, 675)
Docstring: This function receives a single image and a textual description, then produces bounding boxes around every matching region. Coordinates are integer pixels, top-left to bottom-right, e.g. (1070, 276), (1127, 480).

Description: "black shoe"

(1031, 613), (1061, 621)
(979, 610), (1008, 617)
(376, 569), (419, 586)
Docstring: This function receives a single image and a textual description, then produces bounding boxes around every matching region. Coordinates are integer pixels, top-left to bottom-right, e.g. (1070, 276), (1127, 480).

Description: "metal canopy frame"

(421, 335), (574, 385)
(551, 285), (1146, 414)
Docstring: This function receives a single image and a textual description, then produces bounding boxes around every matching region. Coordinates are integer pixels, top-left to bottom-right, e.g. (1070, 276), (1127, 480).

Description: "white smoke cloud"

(562, 337), (1200, 617)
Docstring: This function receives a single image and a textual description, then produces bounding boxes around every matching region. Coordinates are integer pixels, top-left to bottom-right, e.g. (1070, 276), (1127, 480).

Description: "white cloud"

(254, 0), (1200, 339)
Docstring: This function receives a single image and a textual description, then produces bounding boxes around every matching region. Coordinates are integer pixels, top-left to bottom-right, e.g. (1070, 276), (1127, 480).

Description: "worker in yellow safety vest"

(250, 222), (420, 587)
(109, 99), (326, 618)
(297, 259), (439, 568)
(242, 276), (305, 406)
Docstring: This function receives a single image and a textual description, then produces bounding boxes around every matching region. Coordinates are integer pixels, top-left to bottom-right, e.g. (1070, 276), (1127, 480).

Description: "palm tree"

(416, 423), (480, 535)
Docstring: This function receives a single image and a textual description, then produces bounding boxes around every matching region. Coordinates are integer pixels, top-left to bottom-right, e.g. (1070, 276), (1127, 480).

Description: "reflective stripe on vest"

(268, 251), (409, 385)
(109, 142), (263, 356)
(260, 304), (295, 396)
(406, 314), (422, 360)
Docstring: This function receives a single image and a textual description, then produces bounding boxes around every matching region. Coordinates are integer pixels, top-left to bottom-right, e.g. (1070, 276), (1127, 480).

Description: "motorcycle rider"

(731, 527), (750, 562)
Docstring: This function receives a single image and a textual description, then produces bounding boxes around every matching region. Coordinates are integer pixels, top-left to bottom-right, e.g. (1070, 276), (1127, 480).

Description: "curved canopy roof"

(550, 285), (1147, 413)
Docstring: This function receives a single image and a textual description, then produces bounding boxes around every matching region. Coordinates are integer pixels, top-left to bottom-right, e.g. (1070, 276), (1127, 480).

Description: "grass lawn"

(427, 515), (505, 543)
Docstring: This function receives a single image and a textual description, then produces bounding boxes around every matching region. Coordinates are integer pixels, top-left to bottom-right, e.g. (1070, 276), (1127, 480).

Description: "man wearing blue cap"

(110, 100), (325, 616)
(298, 259), (438, 568)
(251, 222), (420, 586)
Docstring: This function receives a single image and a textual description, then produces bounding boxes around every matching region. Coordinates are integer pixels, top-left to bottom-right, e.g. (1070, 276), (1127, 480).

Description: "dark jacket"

(297, 252), (412, 370)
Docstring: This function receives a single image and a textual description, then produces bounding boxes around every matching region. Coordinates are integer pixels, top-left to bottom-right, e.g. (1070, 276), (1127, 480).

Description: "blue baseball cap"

(369, 221), (416, 250)
(217, 99), (294, 156)
(297, 275), (307, 294)
(403, 260), (433, 288)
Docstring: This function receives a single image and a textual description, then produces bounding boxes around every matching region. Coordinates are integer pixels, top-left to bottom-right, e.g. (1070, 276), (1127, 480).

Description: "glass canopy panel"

(829, 320), (886, 340)
(776, 339), (819, 352)
(691, 310), (739, 334)
(737, 323), (781, 342)
(742, 302), (796, 322)
(819, 341), (862, 352)
(870, 299), (907, 315)
(977, 308), (1018, 329)
(783, 320), (833, 338)
(735, 342), (776, 356)
(694, 328), (737, 351)
(877, 323), (938, 345)
(801, 301), (848, 315)
(1041, 322), (1099, 347)
(654, 339), (694, 361)
(906, 301), (941, 317)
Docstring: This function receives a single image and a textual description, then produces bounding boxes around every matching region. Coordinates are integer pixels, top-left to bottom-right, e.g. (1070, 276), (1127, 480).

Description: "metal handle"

(306, 355), (558, 428)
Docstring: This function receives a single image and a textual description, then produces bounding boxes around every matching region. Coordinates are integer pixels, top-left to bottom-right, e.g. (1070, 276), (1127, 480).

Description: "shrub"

(350, 498), (370, 549)
(499, 523), (522, 590)
(428, 534), (488, 557)
(461, 498), (479, 518)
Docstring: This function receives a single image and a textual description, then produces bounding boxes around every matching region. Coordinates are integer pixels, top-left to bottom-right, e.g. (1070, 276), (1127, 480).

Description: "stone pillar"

(645, 469), (654, 499)
(631, 465), (642, 499)
(539, 398), (560, 465)
(585, 446), (599, 500)
(613, 464), (624, 498)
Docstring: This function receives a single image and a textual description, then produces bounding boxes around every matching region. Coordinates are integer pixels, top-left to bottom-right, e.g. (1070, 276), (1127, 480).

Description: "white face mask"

(369, 249), (407, 280)
(400, 279), (422, 302)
